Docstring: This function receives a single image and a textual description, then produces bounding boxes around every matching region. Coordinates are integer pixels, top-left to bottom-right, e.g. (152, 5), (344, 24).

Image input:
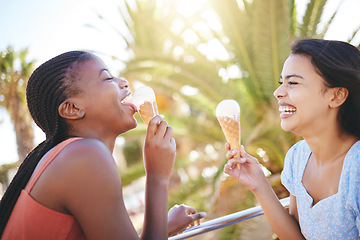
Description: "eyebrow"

(279, 74), (304, 80)
(99, 68), (110, 76)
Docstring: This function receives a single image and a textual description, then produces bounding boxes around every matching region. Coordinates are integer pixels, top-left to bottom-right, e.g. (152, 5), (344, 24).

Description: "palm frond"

(253, 0), (291, 103)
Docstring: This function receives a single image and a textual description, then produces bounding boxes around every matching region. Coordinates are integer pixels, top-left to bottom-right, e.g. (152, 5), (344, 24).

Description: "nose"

(273, 84), (286, 99)
(117, 78), (129, 89)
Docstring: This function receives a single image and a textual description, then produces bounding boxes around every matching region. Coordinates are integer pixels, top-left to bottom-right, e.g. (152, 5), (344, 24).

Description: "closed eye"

(289, 81), (298, 85)
(278, 81), (298, 86)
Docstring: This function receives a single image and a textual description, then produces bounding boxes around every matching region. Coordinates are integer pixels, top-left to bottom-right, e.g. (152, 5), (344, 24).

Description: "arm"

(141, 117), (206, 238)
(51, 139), (140, 240)
(140, 116), (177, 239)
(224, 145), (304, 240)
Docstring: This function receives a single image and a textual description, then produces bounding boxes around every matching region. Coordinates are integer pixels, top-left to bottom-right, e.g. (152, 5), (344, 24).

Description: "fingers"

(147, 115), (172, 136)
(226, 145), (253, 161)
(171, 204), (206, 223)
(225, 142), (230, 150)
(239, 145), (248, 158)
(224, 158), (246, 172)
(170, 137), (176, 150)
(154, 119), (168, 137)
(180, 205), (206, 225)
(190, 212), (206, 223)
(147, 115), (164, 136)
(163, 125), (173, 141)
(226, 149), (238, 159)
(225, 144), (247, 160)
(185, 206), (196, 215)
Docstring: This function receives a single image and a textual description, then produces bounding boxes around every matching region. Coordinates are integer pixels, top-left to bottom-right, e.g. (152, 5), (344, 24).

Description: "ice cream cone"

(216, 100), (241, 169)
(217, 116), (241, 158)
(132, 86), (159, 125)
(138, 100), (159, 125)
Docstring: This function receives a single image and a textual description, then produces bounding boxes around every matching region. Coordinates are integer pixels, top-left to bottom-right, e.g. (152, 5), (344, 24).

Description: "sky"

(0, 0), (360, 165)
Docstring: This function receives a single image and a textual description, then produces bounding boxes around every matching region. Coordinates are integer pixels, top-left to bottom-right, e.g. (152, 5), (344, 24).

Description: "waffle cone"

(138, 100), (159, 125)
(217, 116), (241, 158)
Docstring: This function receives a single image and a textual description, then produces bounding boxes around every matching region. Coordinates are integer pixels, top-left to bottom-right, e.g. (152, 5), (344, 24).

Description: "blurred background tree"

(94, 0), (360, 238)
(1, 0), (359, 238)
(0, 47), (35, 188)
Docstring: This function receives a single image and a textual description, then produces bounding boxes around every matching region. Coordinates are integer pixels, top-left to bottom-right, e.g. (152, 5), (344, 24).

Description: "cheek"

(98, 87), (121, 102)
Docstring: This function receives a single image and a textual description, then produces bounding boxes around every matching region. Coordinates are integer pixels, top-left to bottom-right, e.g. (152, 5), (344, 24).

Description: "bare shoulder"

(53, 138), (122, 189)
(44, 138), (137, 238)
(31, 138), (124, 217)
(59, 138), (115, 165)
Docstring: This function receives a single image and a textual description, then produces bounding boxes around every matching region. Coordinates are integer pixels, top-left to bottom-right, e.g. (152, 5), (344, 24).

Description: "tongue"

(122, 102), (137, 112)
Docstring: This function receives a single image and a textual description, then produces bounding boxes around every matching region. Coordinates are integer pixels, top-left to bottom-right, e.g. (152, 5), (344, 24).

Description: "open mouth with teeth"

(120, 91), (137, 112)
(121, 93), (132, 104)
(279, 106), (297, 115)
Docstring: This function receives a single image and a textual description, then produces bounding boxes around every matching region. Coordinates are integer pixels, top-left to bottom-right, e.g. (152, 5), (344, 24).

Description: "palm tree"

(0, 47), (35, 165)
(112, 0), (358, 178)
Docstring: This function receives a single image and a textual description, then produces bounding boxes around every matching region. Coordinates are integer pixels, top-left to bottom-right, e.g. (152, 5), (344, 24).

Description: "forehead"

(282, 54), (315, 73)
(282, 54), (327, 87)
(77, 55), (107, 72)
(72, 55), (109, 82)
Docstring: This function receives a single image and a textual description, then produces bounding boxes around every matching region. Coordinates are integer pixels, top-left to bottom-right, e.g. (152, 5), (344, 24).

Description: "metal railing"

(169, 197), (290, 240)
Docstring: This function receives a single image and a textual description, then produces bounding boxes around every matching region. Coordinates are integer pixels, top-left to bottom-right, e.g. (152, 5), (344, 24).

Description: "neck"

(67, 130), (117, 153)
(305, 131), (358, 164)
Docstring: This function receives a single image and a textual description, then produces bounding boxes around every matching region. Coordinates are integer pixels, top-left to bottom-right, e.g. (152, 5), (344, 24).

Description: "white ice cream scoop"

(216, 99), (241, 167)
(216, 99), (240, 119)
(132, 86), (159, 125)
(132, 86), (157, 110)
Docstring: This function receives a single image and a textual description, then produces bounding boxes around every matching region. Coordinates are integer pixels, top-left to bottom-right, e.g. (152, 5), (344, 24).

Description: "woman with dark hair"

(224, 39), (360, 239)
(0, 51), (205, 239)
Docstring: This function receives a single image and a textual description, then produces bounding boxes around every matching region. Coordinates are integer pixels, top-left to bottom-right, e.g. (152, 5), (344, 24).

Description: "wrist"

(251, 177), (272, 197)
(146, 175), (170, 188)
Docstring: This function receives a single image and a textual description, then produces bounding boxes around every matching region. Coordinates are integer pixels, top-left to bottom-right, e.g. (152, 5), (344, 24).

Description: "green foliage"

(0, 47), (35, 108)
(168, 175), (208, 212)
(122, 139), (142, 166)
(120, 162), (145, 187)
(0, 47), (35, 163)
(0, 163), (17, 185)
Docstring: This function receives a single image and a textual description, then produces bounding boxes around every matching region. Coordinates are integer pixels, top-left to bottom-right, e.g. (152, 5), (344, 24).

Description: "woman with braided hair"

(0, 51), (205, 239)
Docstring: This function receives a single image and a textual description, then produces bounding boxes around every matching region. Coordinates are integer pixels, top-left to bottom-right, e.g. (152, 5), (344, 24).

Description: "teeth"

(279, 106), (296, 114)
(121, 94), (132, 104)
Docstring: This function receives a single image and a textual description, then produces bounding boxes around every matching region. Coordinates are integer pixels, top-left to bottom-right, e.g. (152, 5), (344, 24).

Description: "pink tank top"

(2, 138), (87, 240)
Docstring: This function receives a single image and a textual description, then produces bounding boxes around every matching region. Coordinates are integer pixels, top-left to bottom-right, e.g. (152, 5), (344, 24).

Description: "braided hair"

(0, 51), (92, 236)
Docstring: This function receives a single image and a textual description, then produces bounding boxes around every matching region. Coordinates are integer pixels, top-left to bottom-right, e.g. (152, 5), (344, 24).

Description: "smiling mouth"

(121, 91), (132, 104)
(279, 106), (297, 115)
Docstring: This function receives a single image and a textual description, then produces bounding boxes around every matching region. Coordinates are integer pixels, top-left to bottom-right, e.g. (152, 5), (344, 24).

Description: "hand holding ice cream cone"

(132, 86), (159, 125)
(216, 99), (241, 169)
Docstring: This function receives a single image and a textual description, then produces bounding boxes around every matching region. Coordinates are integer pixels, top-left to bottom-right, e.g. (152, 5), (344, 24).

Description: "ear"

(329, 87), (348, 108)
(58, 99), (85, 120)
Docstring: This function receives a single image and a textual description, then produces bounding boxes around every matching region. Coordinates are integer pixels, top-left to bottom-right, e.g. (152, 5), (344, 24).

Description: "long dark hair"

(291, 39), (360, 139)
(0, 51), (91, 236)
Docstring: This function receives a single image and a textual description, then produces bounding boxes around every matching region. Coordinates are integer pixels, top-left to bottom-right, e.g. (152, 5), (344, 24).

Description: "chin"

(118, 119), (138, 134)
(128, 118), (138, 130)
(130, 121), (137, 130)
(280, 122), (294, 133)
